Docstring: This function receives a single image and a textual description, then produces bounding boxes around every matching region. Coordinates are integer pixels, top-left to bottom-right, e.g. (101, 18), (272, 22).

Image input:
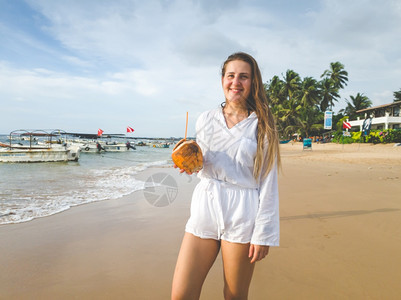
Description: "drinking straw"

(185, 112), (188, 140)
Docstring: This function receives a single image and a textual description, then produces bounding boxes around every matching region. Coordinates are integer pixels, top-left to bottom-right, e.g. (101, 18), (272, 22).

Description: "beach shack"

(348, 101), (401, 131)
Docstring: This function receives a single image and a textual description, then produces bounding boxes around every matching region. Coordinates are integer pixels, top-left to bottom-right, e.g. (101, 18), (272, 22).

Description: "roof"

(66, 132), (126, 139)
(356, 101), (401, 113)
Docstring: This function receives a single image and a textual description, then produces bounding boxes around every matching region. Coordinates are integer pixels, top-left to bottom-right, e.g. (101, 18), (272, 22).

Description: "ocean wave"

(0, 159), (171, 225)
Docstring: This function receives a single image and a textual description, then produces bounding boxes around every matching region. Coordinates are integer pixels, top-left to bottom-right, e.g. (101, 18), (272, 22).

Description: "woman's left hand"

(249, 244), (270, 263)
(173, 163), (193, 175)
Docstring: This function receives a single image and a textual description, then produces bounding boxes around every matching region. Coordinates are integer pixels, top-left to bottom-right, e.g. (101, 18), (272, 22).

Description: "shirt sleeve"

(251, 157), (280, 246)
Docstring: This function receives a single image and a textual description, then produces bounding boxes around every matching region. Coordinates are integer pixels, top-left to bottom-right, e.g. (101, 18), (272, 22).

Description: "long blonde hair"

(221, 52), (281, 179)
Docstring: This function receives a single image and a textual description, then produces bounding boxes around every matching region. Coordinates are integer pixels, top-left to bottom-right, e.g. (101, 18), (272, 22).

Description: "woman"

(172, 52), (280, 300)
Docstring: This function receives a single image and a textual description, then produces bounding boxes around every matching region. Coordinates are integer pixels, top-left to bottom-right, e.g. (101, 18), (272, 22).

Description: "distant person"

(172, 52), (280, 299)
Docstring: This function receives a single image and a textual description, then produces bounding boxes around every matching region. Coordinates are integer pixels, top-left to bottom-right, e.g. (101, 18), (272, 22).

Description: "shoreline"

(1, 144), (400, 299)
(0, 158), (172, 226)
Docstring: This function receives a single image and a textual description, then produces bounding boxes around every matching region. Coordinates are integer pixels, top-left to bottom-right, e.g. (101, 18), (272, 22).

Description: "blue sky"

(1, 0), (400, 137)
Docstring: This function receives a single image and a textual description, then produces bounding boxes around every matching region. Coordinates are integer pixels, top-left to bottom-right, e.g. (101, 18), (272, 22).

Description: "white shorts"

(185, 178), (259, 244)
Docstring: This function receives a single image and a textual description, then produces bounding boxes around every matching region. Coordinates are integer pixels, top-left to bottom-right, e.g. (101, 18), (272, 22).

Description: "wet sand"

(0, 143), (400, 299)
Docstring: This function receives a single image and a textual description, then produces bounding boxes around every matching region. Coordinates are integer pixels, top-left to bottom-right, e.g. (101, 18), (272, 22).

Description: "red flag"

(97, 128), (104, 136)
(342, 121), (351, 129)
(127, 126), (135, 133)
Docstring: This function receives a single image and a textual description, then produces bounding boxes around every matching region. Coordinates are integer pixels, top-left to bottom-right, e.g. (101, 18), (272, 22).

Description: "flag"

(342, 121), (351, 129)
(97, 128), (104, 136)
(127, 126), (135, 133)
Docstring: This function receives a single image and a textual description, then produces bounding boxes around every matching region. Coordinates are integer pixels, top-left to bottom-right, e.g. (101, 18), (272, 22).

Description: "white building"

(348, 102), (401, 131)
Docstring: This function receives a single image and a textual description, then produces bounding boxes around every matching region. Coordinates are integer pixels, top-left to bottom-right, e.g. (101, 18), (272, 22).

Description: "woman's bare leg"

(221, 240), (255, 300)
(171, 233), (220, 300)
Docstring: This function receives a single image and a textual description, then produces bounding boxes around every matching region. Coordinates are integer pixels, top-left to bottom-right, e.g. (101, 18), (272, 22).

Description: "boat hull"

(0, 147), (80, 163)
(103, 144), (131, 152)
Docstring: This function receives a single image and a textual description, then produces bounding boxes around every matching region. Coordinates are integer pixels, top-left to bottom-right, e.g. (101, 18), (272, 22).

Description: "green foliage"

(331, 128), (401, 145)
(266, 62), (349, 138)
(365, 129), (401, 144)
(319, 78), (340, 111)
(332, 129), (401, 144)
(342, 137), (354, 144)
(332, 135), (353, 144)
(366, 131), (386, 144)
(394, 88), (401, 102)
(332, 116), (349, 143)
(335, 116), (349, 134)
(321, 61), (349, 89)
(351, 131), (362, 142)
(341, 93), (372, 120)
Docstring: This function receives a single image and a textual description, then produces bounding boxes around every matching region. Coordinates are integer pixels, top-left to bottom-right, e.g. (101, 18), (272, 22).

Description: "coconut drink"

(172, 112), (203, 173)
(172, 138), (203, 173)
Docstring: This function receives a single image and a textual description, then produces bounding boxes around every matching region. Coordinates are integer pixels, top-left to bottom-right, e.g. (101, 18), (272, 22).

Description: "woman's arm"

(250, 159), (280, 247)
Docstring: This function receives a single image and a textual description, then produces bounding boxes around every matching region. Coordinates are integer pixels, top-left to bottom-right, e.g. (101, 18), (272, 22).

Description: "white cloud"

(0, 0), (400, 135)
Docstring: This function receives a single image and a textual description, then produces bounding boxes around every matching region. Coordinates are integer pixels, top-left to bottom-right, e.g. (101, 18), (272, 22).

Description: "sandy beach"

(1, 143), (400, 299)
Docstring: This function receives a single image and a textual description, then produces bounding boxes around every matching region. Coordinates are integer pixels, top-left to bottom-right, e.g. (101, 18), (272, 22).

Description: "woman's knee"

(171, 285), (201, 300)
(223, 285), (249, 300)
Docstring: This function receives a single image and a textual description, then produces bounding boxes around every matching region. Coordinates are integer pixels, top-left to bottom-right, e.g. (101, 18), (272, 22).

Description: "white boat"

(0, 130), (81, 163)
(103, 141), (136, 152)
(79, 141), (136, 153)
(0, 146), (80, 163)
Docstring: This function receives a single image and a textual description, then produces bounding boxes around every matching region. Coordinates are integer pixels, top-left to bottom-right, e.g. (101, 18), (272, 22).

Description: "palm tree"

(281, 70), (301, 101)
(342, 93), (372, 119)
(277, 97), (302, 136)
(319, 78), (340, 111)
(299, 77), (320, 107)
(296, 106), (324, 137)
(321, 62), (348, 89)
(265, 75), (284, 106)
(394, 88), (401, 102)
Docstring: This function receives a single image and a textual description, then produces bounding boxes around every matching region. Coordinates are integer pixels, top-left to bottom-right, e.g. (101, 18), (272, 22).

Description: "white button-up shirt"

(193, 108), (280, 246)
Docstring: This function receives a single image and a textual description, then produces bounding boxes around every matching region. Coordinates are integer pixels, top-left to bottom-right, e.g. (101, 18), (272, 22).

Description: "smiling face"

(222, 60), (252, 107)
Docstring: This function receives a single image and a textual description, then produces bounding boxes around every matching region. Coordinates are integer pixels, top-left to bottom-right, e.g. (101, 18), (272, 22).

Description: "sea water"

(0, 136), (173, 225)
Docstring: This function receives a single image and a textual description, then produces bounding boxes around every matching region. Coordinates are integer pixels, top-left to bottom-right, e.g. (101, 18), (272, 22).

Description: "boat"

(62, 132), (137, 153)
(279, 139), (292, 144)
(103, 141), (136, 152)
(0, 130), (81, 163)
(79, 140), (136, 153)
(152, 142), (170, 148)
(77, 142), (102, 153)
